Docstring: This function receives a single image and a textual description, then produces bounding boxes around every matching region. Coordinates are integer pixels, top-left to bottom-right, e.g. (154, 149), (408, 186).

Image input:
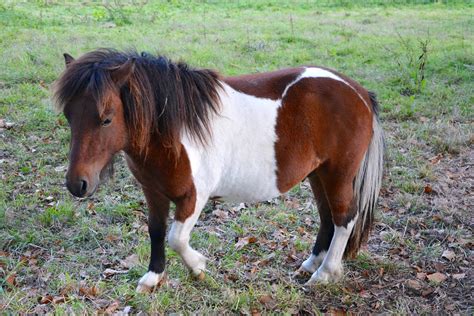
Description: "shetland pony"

(54, 49), (384, 292)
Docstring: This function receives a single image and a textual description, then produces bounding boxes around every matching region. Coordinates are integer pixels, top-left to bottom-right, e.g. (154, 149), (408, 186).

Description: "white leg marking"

(299, 251), (327, 274)
(306, 217), (357, 285)
(168, 195), (208, 276)
(136, 271), (165, 293)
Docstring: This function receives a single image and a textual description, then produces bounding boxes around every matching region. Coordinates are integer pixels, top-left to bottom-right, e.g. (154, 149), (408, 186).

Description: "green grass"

(1, 0), (472, 314)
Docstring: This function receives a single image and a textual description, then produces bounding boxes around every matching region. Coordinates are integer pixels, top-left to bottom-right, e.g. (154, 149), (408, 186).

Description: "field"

(0, 1), (472, 314)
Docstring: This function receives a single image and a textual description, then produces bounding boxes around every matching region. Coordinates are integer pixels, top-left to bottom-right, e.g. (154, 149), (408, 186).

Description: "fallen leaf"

(224, 273), (238, 282)
(120, 254), (139, 269)
(105, 234), (119, 242)
(52, 295), (66, 304)
(372, 301), (381, 310)
(102, 268), (128, 278)
(422, 287), (435, 297)
(93, 298), (112, 309)
(79, 285), (99, 298)
(416, 272), (427, 280)
(284, 198), (300, 209)
(452, 273), (465, 280)
(434, 262), (445, 272)
(0, 119), (15, 129)
(259, 294), (277, 309)
(105, 301), (120, 314)
(423, 185), (433, 194)
(441, 249), (455, 261)
(445, 304), (456, 311)
(429, 154), (442, 164)
(235, 236), (257, 250)
(250, 307), (261, 316)
(406, 279), (422, 291)
(259, 294), (272, 304)
(60, 284), (74, 295)
(427, 272), (447, 283)
(38, 295), (54, 304)
(139, 224), (148, 233)
(54, 165), (67, 172)
(286, 253), (298, 262)
(6, 273), (16, 287)
(212, 209), (229, 220)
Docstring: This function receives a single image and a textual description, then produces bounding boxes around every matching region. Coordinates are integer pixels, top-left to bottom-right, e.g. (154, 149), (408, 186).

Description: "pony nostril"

(80, 179), (88, 195)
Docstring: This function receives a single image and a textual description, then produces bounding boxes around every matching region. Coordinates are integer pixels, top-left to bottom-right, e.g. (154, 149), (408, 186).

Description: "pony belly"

(211, 174), (281, 203)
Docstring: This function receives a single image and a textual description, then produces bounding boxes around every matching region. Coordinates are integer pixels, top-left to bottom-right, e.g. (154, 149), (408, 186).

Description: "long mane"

(53, 49), (223, 153)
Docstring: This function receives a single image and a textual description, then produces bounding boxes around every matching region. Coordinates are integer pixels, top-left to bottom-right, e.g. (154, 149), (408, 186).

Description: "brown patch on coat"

(125, 139), (197, 223)
(316, 66), (372, 104)
(274, 77), (373, 195)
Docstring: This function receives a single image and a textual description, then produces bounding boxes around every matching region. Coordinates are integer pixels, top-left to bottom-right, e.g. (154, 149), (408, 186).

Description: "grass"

(0, 0), (473, 314)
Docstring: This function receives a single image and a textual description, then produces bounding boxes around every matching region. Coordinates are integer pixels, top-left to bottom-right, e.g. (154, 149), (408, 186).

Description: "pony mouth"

(80, 157), (115, 198)
(85, 183), (99, 198)
(68, 157), (115, 199)
(99, 156), (115, 184)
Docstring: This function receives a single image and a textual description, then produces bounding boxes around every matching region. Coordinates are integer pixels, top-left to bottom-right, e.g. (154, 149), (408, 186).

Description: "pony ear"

(110, 57), (136, 86)
(63, 53), (75, 67)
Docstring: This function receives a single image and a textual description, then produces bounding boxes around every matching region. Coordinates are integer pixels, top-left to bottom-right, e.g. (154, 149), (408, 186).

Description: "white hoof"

(188, 251), (207, 277)
(136, 271), (165, 293)
(301, 252), (327, 274)
(305, 264), (343, 285)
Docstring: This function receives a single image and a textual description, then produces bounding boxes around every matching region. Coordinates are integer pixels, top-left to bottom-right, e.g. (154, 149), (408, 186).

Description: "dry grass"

(0, 1), (472, 314)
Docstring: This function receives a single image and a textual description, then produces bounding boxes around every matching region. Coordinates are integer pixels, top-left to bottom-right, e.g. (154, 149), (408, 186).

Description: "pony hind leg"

(296, 173), (334, 275)
(306, 171), (358, 285)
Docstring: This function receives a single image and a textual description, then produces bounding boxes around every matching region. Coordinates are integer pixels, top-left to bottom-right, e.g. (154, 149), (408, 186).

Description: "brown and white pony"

(54, 49), (384, 292)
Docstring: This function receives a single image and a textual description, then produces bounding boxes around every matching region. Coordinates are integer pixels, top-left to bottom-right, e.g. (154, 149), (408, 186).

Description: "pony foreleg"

(136, 190), (170, 293)
(168, 193), (208, 278)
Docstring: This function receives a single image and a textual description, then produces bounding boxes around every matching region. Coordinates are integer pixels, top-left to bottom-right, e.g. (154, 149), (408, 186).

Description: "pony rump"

(53, 49), (223, 155)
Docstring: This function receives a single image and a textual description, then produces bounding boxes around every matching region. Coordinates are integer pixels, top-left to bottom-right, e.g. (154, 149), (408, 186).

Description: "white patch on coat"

(306, 217), (357, 284)
(168, 194), (208, 275)
(136, 271), (164, 292)
(282, 67), (369, 109)
(181, 84), (282, 203)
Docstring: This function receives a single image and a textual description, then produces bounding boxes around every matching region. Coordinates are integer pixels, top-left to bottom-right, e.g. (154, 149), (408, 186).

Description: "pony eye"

(101, 118), (112, 127)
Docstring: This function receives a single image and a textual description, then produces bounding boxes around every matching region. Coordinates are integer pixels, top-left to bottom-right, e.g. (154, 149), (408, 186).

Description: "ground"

(0, 1), (472, 314)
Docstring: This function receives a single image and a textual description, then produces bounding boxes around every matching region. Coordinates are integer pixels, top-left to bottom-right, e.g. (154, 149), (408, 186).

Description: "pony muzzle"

(66, 173), (99, 198)
(66, 178), (88, 197)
